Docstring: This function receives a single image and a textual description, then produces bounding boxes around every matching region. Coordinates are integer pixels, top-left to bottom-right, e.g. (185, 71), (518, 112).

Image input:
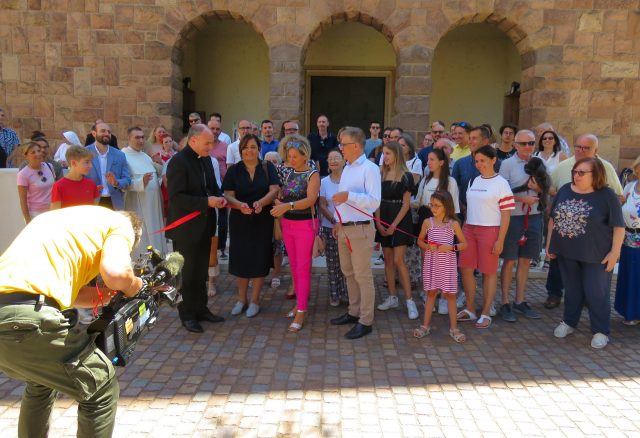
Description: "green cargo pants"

(0, 302), (119, 438)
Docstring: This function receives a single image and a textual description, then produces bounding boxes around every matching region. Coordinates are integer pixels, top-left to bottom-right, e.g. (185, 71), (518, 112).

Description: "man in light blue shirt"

(330, 126), (381, 340)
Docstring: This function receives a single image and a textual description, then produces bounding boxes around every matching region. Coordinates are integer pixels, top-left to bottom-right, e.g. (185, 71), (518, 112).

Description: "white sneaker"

(374, 255), (385, 265)
(438, 298), (448, 315)
(456, 293), (466, 309)
(489, 302), (497, 317)
(591, 333), (609, 349)
(554, 321), (575, 338)
(231, 301), (247, 316)
(419, 290), (426, 302)
(406, 299), (419, 320)
(378, 295), (399, 310)
(246, 303), (260, 318)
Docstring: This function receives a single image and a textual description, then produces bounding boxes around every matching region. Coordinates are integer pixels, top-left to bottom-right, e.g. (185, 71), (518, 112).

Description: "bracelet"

(290, 201), (294, 210)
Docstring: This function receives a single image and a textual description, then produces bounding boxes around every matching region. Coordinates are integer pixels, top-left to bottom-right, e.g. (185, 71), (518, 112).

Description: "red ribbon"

(153, 211), (201, 234)
(336, 202), (442, 253)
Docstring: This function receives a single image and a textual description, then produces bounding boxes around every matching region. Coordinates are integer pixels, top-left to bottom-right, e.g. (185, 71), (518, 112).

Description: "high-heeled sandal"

(288, 310), (305, 332)
(284, 306), (297, 318)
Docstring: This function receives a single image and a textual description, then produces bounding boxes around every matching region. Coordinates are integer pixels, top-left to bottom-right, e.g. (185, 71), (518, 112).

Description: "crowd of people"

(1, 106), (639, 348)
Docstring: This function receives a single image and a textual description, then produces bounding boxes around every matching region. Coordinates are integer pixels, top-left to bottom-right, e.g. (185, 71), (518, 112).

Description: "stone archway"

(171, 11), (269, 137)
(431, 22), (522, 131)
(302, 19), (396, 134)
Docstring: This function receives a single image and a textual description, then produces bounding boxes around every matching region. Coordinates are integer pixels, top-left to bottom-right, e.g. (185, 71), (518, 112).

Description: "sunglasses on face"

(383, 134), (390, 138)
(37, 170), (47, 182)
(371, 126), (380, 130)
(515, 141), (536, 147)
(571, 170), (592, 177)
(432, 130), (444, 134)
(542, 136), (555, 141)
(189, 119), (200, 123)
(574, 145), (591, 151)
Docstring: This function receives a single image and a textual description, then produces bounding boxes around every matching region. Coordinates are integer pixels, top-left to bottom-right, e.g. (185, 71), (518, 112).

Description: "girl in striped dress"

(414, 190), (468, 343)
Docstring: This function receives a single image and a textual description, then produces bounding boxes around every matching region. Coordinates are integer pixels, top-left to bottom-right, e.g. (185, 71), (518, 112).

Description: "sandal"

(413, 325), (431, 338)
(456, 309), (477, 322)
(622, 320), (640, 326)
(288, 310), (305, 332)
(449, 328), (466, 343)
(284, 306), (297, 318)
(271, 277), (281, 288)
(475, 315), (492, 329)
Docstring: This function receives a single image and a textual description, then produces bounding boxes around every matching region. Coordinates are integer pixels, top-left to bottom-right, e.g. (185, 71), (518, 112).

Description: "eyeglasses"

(238, 126), (252, 131)
(571, 170), (592, 177)
(188, 119), (200, 124)
(339, 142), (358, 148)
(37, 170), (47, 182)
(371, 126), (380, 130)
(383, 134), (390, 138)
(133, 135), (145, 139)
(542, 136), (555, 141)
(432, 130), (444, 135)
(574, 145), (592, 152)
(515, 141), (536, 147)
(427, 203), (443, 209)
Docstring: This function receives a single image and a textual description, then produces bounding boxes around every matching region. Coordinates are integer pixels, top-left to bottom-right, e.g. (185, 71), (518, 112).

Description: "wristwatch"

(289, 202), (294, 210)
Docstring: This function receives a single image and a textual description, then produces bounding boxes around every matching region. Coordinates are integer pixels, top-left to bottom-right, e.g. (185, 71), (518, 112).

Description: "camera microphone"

(149, 252), (184, 284)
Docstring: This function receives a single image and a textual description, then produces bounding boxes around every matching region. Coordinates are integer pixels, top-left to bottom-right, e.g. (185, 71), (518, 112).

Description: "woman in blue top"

(547, 157), (624, 349)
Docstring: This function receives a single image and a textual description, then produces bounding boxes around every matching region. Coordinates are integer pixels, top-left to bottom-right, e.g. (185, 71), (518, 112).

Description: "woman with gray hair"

(271, 134), (320, 332)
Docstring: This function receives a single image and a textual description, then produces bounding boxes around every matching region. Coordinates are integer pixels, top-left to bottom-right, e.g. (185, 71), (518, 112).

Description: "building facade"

(1, 1), (639, 167)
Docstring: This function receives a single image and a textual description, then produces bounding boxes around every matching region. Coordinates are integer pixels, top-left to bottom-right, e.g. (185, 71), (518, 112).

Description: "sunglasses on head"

(454, 122), (470, 129)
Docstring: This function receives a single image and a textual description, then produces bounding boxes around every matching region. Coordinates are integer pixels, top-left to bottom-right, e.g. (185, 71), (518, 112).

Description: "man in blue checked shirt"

(0, 107), (20, 168)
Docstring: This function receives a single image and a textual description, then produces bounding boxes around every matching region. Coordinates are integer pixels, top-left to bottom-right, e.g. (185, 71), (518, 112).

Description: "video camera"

(88, 247), (184, 367)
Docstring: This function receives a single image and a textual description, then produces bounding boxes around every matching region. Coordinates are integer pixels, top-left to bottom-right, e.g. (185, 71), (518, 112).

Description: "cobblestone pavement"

(1, 273), (639, 437)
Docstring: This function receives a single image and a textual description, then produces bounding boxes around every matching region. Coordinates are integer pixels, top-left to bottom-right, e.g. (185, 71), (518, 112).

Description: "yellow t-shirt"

(0, 206), (134, 309)
(450, 144), (471, 161)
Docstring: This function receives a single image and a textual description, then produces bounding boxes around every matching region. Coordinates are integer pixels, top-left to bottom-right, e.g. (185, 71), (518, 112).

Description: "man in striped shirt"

(0, 107), (20, 168)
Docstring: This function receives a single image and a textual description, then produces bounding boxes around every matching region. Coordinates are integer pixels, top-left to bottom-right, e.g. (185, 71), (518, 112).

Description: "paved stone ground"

(1, 273), (639, 437)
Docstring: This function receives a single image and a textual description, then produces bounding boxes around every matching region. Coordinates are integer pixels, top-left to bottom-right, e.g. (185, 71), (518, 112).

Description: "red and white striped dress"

(422, 218), (458, 294)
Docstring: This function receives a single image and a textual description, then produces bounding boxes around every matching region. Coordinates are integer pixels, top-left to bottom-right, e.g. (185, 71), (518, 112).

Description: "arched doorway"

(431, 23), (521, 131)
(179, 17), (269, 136)
(303, 21), (396, 134)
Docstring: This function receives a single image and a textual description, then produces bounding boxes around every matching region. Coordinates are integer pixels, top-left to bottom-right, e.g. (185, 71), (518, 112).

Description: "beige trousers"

(337, 223), (376, 326)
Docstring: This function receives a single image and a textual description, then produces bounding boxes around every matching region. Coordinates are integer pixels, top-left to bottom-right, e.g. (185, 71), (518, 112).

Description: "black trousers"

(173, 237), (211, 321)
(217, 207), (228, 251)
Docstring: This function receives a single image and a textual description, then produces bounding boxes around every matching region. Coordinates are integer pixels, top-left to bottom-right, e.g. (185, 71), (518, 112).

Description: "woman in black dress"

(375, 141), (419, 320)
(222, 134), (280, 318)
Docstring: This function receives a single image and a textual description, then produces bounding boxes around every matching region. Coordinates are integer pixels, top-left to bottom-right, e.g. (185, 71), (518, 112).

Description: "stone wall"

(1, 1), (638, 167)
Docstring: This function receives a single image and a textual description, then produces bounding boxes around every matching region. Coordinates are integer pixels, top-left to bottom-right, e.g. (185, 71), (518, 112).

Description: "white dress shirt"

(226, 139), (240, 165)
(334, 154), (381, 222)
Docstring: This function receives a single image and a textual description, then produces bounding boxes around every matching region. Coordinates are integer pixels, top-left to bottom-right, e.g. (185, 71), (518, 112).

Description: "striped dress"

(422, 218), (458, 294)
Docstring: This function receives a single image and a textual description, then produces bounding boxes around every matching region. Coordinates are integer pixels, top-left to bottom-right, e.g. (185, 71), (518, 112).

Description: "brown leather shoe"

(544, 296), (561, 309)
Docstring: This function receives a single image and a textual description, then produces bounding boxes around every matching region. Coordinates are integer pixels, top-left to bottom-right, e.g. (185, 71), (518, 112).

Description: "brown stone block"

(91, 14), (114, 30)
(131, 59), (172, 76)
(391, 113), (428, 132)
(22, 11), (47, 26)
(395, 95), (430, 114)
(578, 11), (603, 32)
(595, 33), (614, 59)
(17, 81), (41, 94)
(49, 66), (72, 82)
(0, 10), (19, 25)
(395, 76), (429, 95)
(78, 30), (97, 55)
(124, 31), (146, 45)
(134, 6), (164, 31)
(146, 86), (172, 102)
(62, 43), (79, 56)
(11, 27), (29, 54)
(12, 105), (35, 118)
(270, 43), (302, 62)
(115, 4), (134, 26)
(20, 65), (36, 81)
(164, 7), (186, 32)
(45, 42), (62, 67)
(119, 98), (137, 116)
(383, 9), (410, 36)
(73, 67), (92, 96)
(145, 41), (172, 60)
(552, 24), (576, 45)
(91, 85), (108, 97)
(47, 13), (68, 42)
(34, 95), (54, 117)
(286, 23), (308, 47)
(613, 39), (633, 55)
(567, 90), (590, 118)
(20, 54), (45, 66)
(73, 108), (103, 123)
(62, 56), (84, 67)
(96, 30), (120, 44)
(564, 45), (593, 62)
(68, 12), (90, 29)
(105, 58), (119, 86)
(47, 82), (73, 95)
(601, 61), (639, 78)
(137, 102), (172, 117)
(397, 45), (431, 63)
(532, 90), (569, 107)
(594, 0), (631, 8)
(5, 93), (33, 106)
